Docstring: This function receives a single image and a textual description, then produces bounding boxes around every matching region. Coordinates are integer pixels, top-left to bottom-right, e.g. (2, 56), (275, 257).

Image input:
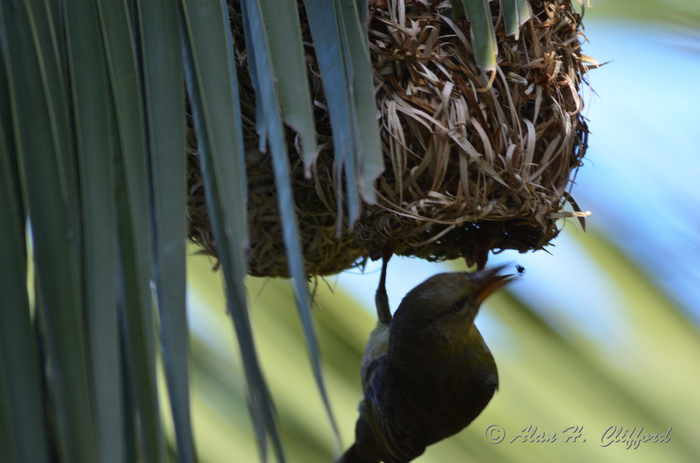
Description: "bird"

(337, 256), (513, 463)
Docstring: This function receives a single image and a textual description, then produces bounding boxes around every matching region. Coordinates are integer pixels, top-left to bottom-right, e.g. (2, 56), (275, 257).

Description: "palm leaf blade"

(179, 0), (285, 459)
(0, 0), (97, 461)
(94, 0), (165, 460)
(460, 0), (498, 70)
(243, 0), (341, 450)
(63, 0), (125, 461)
(338, 0), (384, 204)
(0, 72), (51, 463)
(502, 0), (531, 39)
(259, 0), (317, 169)
(301, 0), (360, 225)
(137, 0), (195, 461)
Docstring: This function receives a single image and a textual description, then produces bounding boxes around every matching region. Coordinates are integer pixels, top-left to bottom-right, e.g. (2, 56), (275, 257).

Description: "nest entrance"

(187, 0), (592, 277)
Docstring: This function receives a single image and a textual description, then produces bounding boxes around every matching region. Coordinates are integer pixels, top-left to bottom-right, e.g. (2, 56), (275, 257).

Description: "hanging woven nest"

(187, 0), (593, 277)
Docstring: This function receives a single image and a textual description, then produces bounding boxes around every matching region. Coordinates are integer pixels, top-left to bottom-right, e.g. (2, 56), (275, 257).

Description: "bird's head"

(388, 266), (514, 358)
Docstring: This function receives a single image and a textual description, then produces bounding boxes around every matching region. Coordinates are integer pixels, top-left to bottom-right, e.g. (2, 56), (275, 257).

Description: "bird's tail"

(335, 444), (380, 463)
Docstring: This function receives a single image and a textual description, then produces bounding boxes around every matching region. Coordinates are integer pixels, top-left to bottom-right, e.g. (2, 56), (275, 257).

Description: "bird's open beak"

(473, 266), (514, 307)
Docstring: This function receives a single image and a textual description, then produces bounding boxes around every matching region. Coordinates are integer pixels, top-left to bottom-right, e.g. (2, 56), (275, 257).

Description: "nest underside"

(187, 0), (592, 277)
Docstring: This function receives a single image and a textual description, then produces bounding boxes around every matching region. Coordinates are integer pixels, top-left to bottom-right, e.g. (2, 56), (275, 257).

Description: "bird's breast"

(382, 341), (498, 444)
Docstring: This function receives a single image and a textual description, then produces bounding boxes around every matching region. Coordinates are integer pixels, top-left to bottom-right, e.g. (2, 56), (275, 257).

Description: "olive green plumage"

(339, 266), (513, 463)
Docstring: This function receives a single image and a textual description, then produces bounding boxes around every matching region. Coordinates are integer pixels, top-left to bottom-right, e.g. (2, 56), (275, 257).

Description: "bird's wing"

(362, 359), (426, 462)
(360, 322), (389, 387)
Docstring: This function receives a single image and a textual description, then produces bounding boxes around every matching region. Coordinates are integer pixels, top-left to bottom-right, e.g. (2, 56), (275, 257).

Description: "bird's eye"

(452, 302), (463, 312)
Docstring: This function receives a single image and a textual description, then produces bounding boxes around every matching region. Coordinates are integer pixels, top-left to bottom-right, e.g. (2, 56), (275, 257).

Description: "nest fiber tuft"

(187, 0), (593, 277)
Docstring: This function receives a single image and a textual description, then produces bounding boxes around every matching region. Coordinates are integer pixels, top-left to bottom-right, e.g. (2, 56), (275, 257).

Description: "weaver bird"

(337, 258), (513, 463)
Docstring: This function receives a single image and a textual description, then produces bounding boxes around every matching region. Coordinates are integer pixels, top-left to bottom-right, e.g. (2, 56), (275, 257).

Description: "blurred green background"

(181, 1), (700, 462)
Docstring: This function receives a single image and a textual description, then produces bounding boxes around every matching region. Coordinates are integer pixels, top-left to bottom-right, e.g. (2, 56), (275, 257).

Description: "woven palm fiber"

(187, 0), (593, 277)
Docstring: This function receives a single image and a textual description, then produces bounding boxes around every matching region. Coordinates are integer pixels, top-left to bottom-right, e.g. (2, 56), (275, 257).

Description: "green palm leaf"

(258, 0), (317, 168)
(459, 0), (498, 71)
(1, 1), (97, 461)
(180, 1), (286, 460)
(0, 67), (50, 463)
(502, 0), (531, 40)
(241, 0), (341, 450)
(95, 1), (166, 460)
(137, 0), (194, 460)
(64, 1), (123, 461)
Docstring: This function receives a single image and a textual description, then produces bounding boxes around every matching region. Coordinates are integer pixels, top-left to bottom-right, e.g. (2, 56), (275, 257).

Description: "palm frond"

(180, 0), (285, 460)
(138, 0), (194, 460)
(1, 1), (97, 461)
(64, 0), (124, 460)
(241, 0), (341, 450)
(0, 74), (51, 462)
(450, 0), (532, 70)
(95, 1), (167, 460)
